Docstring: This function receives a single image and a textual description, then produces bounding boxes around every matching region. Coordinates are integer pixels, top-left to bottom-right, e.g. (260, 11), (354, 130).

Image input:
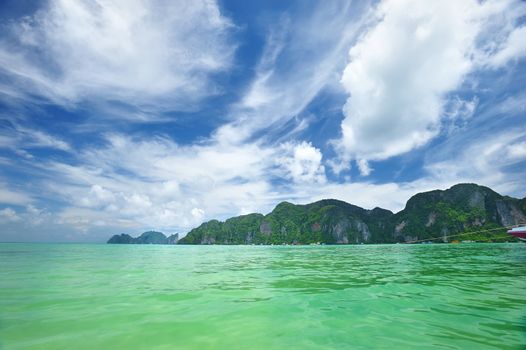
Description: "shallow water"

(1, 243), (525, 349)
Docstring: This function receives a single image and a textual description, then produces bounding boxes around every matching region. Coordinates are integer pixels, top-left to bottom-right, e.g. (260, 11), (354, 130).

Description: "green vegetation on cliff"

(179, 184), (526, 245)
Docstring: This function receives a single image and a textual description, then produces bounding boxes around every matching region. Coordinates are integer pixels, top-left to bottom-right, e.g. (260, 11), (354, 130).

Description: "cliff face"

(390, 184), (526, 242)
(179, 184), (526, 244)
(107, 231), (179, 244)
(167, 233), (179, 244)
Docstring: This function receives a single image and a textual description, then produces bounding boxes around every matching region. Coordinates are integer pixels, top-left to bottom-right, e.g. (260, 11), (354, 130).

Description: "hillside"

(107, 231), (179, 244)
(178, 184), (526, 244)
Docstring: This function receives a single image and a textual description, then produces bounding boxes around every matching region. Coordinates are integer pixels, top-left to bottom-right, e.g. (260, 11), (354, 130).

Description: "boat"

(507, 226), (526, 242)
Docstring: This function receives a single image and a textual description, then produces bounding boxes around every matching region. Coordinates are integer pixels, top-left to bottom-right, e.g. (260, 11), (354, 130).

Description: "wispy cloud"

(0, 0), (235, 114)
(0, 123), (70, 160)
(215, 0), (373, 145)
(0, 185), (33, 206)
(424, 128), (526, 197)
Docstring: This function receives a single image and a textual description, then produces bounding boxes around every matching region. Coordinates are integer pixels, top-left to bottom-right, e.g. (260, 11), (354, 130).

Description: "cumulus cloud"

(277, 142), (326, 184)
(27, 133), (280, 233)
(0, 0), (235, 111)
(334, 0), (526, 175)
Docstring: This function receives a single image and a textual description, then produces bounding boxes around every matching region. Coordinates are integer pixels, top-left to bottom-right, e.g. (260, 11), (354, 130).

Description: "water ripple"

(0, 243), (525, 349)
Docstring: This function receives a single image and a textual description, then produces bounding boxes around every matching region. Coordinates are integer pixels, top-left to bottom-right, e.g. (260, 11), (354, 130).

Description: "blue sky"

(0, 0), (525, 242)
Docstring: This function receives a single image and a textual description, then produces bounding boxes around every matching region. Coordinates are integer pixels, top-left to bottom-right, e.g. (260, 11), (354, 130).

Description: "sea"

(1, 243), (525, 349)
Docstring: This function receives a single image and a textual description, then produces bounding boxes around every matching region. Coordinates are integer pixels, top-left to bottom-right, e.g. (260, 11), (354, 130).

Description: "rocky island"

(178, 184), (526, 245)
(107, 231), (179, 245)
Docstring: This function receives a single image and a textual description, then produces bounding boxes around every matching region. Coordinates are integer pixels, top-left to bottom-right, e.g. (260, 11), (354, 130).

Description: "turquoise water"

(1, 243), (525, 350)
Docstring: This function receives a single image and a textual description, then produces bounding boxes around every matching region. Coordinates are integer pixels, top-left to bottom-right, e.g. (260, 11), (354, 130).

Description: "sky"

(0, 0), (525, 242)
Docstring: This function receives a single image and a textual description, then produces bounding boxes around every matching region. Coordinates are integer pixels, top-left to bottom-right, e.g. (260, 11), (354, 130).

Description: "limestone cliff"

(179, 184), (525, 244)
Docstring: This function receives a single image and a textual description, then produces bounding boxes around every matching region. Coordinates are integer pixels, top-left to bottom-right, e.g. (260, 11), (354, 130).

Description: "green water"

(1, 244), (525, 349)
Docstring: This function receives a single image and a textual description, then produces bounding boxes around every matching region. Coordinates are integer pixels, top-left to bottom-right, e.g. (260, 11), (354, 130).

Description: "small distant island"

(107, 231), (179, 245)
(108, 183), (526, 245)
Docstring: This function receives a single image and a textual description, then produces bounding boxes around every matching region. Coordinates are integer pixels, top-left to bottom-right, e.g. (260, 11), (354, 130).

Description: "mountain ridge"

(107, 231), (179, 245)
(178, 183), (526, 245)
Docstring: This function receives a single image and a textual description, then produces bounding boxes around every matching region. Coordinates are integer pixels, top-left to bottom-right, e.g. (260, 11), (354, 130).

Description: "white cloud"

(487, 26), (526, 68)
(334, 0), (526, 175)
(0, 0), (235, 111)
(506, 142), (526, 160)
(24, 128), (70, 151)
(0, 185), (32, 205)
(285, 180), (444, 214)
(80, 184), (116, 207)
(277, 141), (326, 184)
(337, 1), (479, 165)
(424, 128), (526, 196)
(0, 207), (21, 222)
(24, 204), (50, 225)
(191, 207), (205, 222)
(356, 159), (372, 176)
(0, 124), (70, 153)
(28, 133), (281, 232)
(444, 96), (478, 122)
